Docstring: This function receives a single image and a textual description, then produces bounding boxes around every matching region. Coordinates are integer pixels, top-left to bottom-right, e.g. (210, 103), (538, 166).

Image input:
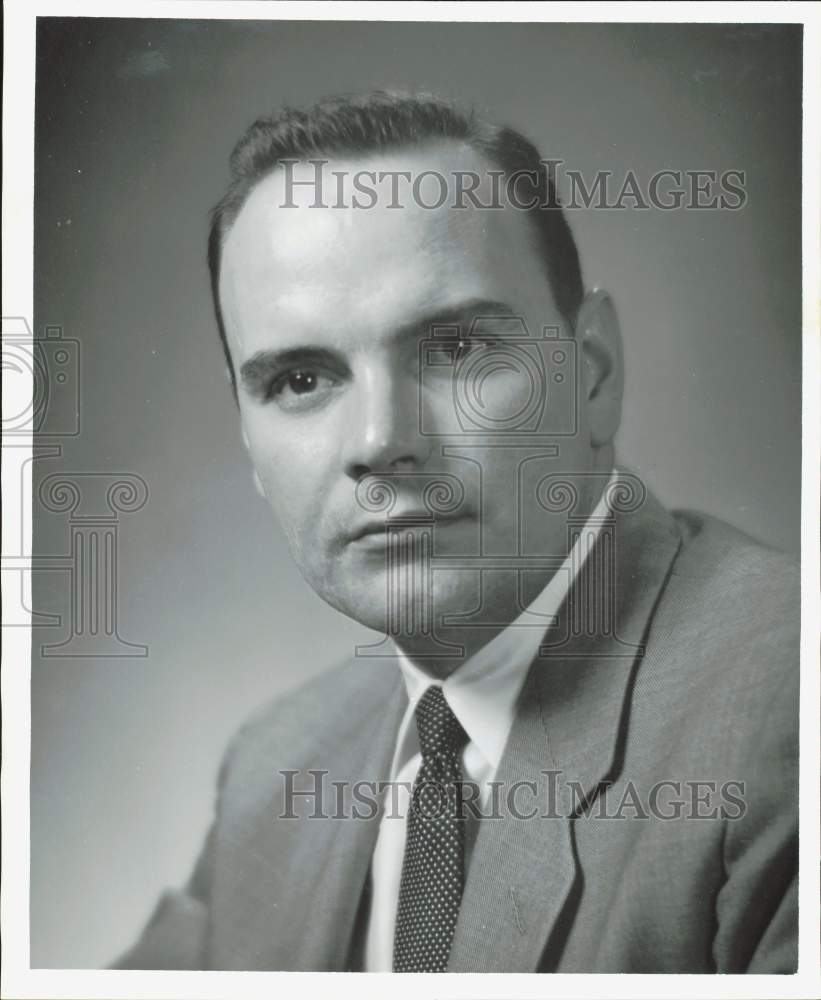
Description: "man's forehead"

(246, 140), (502, 207)
(218, 142), (553, 361)
(222, 142), (524, 260)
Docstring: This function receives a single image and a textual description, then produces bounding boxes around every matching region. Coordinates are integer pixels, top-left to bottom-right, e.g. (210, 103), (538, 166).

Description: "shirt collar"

(392, 468), (618, 774)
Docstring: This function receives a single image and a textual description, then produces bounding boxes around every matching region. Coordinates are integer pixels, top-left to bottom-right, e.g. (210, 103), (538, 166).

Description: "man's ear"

(240, 424), (267, 499)
(575, 288), (624, 447)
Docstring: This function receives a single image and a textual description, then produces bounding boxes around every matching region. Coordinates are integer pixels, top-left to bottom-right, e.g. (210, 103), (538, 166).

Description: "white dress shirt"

(363, 470), (617, 970)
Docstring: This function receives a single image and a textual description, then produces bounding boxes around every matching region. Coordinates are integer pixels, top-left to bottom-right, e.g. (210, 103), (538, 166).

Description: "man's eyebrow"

(238, 299), (515, 393)
(403, 299), (516, 338)
(240, 346), (339, 394)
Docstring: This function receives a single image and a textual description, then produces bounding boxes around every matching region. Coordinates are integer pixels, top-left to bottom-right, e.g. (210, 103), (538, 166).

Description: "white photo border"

(3, 3), (819, 998)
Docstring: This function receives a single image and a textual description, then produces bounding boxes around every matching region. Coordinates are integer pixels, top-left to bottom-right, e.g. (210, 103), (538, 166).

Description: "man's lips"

(347, 510), (471, 545)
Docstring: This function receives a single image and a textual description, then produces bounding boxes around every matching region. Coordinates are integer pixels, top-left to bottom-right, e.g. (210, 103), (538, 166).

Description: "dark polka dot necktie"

(393, 685), (470, 973)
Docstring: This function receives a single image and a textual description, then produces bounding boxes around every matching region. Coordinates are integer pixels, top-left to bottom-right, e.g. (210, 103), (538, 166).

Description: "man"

(115, 92), (798, 973)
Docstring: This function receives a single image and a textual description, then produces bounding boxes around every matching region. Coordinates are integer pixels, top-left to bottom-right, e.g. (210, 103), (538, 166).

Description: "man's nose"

(342, 363), (431, 481)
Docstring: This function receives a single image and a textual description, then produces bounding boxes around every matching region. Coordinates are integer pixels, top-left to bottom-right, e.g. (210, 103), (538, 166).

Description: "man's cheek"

(477, 369), (534, 423)
(265, 468), (326, 548)
(246, 450), (299, 521)
(265, 472), (306, 529)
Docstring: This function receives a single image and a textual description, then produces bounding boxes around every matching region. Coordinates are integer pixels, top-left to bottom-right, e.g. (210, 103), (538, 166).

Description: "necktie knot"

(415, 685), (468, 762)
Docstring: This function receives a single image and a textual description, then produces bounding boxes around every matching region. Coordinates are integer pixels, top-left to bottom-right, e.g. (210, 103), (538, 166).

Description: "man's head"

(210, 92), (623, 657)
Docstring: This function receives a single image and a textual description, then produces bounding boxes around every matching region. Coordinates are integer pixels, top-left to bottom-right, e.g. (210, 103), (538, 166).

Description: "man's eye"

(454, 337), (495, 361)
(424, 338), (496, 371)
(286, 371), (318, 394)
(267, 369), (338, 410)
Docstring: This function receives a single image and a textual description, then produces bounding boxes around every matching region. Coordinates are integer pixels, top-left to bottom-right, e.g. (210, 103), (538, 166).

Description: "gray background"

(31, 19), (801, 967)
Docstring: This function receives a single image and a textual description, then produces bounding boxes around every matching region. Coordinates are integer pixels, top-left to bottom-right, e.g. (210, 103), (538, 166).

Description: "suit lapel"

(448, 489), (682, 972)
(289, 666), (406, 970)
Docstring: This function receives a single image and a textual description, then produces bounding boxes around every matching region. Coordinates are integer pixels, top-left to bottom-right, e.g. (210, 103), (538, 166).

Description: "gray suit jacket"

(115, 488), (798, 972)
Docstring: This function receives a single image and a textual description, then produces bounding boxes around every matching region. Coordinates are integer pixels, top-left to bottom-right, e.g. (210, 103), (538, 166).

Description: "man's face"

(219, 144), (600, 636)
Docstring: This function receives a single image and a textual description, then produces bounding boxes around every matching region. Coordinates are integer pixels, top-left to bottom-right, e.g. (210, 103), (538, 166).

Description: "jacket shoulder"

(647, 509), (799, 761)
(670, 508), (797, 581)
(215, 655), (402, 798)
(664, 509), (799, 651)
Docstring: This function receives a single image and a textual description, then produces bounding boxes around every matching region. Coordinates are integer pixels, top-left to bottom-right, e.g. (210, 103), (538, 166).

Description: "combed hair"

(208, 91), (584, 392)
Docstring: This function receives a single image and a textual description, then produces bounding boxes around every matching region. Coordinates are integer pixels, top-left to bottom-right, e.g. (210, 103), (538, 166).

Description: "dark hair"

(208, 91), (584, 394)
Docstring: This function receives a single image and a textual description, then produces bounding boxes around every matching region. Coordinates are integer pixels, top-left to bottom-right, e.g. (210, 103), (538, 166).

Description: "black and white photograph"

(2, 4), (819, 998)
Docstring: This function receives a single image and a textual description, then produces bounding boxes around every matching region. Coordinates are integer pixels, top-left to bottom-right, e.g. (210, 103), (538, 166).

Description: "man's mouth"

(347, 510), (470, 547)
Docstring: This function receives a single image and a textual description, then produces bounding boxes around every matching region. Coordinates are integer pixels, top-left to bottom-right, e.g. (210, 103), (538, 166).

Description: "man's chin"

(311, 568), (484, 636)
